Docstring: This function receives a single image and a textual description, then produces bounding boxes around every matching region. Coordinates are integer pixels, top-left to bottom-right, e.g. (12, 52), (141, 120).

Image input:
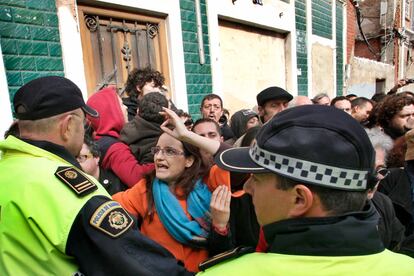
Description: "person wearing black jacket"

(365, 127), (405, 250)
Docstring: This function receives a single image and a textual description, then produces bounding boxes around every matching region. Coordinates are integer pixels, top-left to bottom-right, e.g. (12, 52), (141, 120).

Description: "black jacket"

(229, 193), (260, 248)
(99, 169), (128, 195)
(220, 123), (234, 141)
(371, 192), (405, 250)
(120, 116), (162, 164)
(378, 167), (414, 235)
(263, 203), (384, 256)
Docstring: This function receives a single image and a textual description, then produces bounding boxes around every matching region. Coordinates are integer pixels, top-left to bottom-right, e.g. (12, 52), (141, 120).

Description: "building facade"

(346, 0), (414, 98)
(0, 0), (346, 135)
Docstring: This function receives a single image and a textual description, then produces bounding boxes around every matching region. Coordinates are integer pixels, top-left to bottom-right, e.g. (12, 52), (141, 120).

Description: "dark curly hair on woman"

(377, 94), (414, 129)
(124, 67), (165, 100)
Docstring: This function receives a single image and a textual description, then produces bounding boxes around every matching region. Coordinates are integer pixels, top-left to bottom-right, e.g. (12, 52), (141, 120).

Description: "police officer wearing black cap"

(256, 86), (293, 124)
(198, 105), (414, 275)
(0, 76), (191, 275)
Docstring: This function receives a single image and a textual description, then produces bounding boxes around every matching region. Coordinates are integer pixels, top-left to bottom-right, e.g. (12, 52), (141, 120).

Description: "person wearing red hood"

(87, 87), (154, 187)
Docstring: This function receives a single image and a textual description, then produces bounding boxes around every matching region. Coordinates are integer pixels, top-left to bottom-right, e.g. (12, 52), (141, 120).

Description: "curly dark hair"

(143, 136), (207, 221)
(124, 67), (165, 99)
(377, 94), (414, 129)
(138, 92), (168, 124)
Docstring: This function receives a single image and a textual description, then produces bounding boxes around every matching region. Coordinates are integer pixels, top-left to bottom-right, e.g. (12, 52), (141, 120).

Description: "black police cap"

(13, 76), (98, 120)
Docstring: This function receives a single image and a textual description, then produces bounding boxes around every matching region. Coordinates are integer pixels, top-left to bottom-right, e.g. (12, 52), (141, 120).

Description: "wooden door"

(78, 5), (170, 95)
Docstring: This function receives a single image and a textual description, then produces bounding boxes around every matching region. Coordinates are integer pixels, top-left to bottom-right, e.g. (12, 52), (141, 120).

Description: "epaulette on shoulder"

(198, 246), (255, 271)
(55, 166), (97, 197)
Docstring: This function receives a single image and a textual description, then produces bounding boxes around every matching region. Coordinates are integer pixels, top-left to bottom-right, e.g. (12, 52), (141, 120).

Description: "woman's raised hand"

(160, 107), (189, 140)
(210, 185), (231, 231)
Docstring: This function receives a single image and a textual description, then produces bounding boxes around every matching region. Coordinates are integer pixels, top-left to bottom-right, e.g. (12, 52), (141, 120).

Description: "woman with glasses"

(113, 132), (231, 272)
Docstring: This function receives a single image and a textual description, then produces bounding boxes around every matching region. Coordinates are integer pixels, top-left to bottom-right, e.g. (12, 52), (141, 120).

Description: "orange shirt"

(113, 167), (231, 272)
(113, 179), (206, 272)
(204, 164), (230, 191)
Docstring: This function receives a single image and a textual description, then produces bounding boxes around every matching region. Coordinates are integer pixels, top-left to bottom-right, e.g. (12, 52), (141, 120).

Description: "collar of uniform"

(21, 138), (81, 169)
(262, 202), (384, 256)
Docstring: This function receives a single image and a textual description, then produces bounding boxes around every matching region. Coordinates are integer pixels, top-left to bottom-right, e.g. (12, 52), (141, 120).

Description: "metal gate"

(78, 5), (169, 95)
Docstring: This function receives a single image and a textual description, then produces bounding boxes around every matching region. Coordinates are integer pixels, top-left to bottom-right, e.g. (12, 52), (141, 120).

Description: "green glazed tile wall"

(312, 0), (332, 39)
(0, 0), (64, 107)
(180, 0), (212, 118)
(295, 0), (308, 96)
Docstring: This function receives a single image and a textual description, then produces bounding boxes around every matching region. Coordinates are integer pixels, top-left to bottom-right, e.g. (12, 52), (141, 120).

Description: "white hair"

(365, 127), (393, 156)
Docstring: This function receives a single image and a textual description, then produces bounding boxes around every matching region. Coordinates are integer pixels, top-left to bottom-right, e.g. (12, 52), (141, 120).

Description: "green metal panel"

(180, 0), (212, 119)
(0, 0), (64, 109)
(295, 0), (308, 96)
(312, 0), (332, 39)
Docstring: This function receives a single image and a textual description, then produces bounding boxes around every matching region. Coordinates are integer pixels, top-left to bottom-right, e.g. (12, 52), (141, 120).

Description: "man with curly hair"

(377, 94), (414, 140)
(122, 67), (165, 120)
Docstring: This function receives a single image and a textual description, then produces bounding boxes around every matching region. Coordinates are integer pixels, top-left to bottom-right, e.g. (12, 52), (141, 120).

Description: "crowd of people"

(1, 67), (414, 275)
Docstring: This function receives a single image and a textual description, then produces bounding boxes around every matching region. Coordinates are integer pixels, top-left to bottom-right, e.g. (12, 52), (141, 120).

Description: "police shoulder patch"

(90, 201), (133, 238)
(55, 166), (97, 196)
(198, 246), (255, 271)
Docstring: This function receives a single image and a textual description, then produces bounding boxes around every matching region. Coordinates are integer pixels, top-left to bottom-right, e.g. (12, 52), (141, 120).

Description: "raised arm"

(160, 108), (221, 156)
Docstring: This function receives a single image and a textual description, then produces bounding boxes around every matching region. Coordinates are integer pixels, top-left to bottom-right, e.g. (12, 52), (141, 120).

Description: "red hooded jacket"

(87, 87), (154, 187)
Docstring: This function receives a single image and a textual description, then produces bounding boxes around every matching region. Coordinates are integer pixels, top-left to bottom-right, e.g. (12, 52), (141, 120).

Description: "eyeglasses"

(184, 119), (194, 126)
(76, 153), (94, 163)
(203, 104), (221, 110)
(151, 146), (185, 157)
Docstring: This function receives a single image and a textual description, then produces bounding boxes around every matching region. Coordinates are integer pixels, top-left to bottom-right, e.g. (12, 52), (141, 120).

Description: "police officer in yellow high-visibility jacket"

(198, 105), (414, 275)
(0, 76), (190, 275)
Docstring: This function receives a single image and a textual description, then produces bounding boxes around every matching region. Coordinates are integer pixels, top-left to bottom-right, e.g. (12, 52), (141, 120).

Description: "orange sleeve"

(205, 164), (231, 192)
(112, 179), (148, 219)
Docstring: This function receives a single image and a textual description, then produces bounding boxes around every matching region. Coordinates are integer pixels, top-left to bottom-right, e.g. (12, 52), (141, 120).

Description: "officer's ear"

(288, 184), (315, 218)
(59, 113), (74, 142)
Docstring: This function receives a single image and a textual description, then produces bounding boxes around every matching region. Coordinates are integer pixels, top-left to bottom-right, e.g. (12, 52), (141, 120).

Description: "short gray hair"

(312, 93), (330, 104)
(365, 127), (393, 157)
(18, 113), (63, 134)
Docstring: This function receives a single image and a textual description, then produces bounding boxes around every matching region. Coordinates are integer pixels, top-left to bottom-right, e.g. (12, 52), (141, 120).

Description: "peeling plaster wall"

(311, 43), (334, 97)
(348, 57), (395, 98)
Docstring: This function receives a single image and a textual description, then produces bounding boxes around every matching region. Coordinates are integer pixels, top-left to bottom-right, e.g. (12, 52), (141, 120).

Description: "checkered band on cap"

(249, 143), (369, 190)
